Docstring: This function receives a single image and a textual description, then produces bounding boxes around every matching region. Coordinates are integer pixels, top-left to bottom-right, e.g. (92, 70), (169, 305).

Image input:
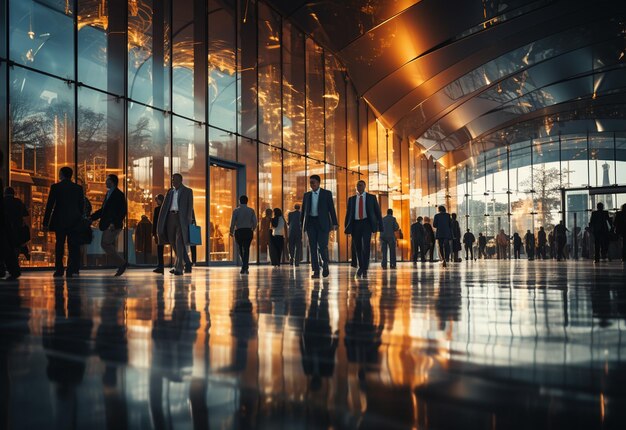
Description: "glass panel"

(237, 136), (257, 262)
(127, 102), (169, 265)
(128, 0), (171, 109)
(589, 133), (615, 189)
(209, 164), (235, 262)
(78, 86), (124, 266)
(325, 164), (338, 261)
(324, 53), (345, 167)
(257, 3), (281, 147)
(172, 0), (195, 119)
(209, 126), (236, 160)
(367, 109), (378, 192)
(10, 0), (74, 78)
(78, 0), (123, 94)
(282, 21), (305, 154)
(237, 0), (257, 139)
(208, 0), (236, 132)
(617, 134), (626, 186)
(172, 115), (206, 262)
(560, 135), (588, 188)
(258, 143), (281, 263)
(283, 151), (306, 217)
(9, 68), (74, 267)
(1, 0), (7, 58)
(347, 84), (359, 171)
(305, 38), (324, 160)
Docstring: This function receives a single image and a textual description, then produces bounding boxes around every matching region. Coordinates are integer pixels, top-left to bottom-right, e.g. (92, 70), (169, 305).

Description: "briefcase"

(189, 224), (202, 245)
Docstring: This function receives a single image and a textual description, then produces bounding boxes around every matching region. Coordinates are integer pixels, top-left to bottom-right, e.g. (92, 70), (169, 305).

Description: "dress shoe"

(391, 265), (396, 269)
(4, 274), (20, 281)
(184, 262), (192, 273)
(114, 263), (128, 277)
(381, 265), (387, 270)
(172, 270), (183, 276)
(356, 268), (363, 277)
(170, 269), (176, 274)
(361, 270), (367, 278)
(240, 267), (246, 274)
(322, 266), (329, 278)
(53, 271), (64, 277)
(311, 271), (320, 279)
(153, 267), (164, 274)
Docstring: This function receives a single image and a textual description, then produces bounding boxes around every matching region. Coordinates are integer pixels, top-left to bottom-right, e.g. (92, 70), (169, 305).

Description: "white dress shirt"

(354, 192), (368, 220)
(171, 187), (180, 211)
(310, 189), (320, 216)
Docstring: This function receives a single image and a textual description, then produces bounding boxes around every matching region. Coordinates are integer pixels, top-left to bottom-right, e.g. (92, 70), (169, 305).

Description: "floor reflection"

(1, 261), (626, 429)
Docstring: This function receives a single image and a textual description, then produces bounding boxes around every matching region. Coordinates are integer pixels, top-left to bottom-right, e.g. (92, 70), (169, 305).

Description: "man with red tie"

(344, 180), (383, 278)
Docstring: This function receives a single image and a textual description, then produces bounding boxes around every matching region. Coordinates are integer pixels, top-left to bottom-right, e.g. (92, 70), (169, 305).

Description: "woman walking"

(270, 208), (287, 267)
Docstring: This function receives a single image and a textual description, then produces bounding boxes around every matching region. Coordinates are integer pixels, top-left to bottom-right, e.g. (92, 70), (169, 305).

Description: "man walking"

(589, 202), (612, 263)
(288, 204), (302, 266)
(156, 173), (194, 275)
(344, 180), (383, 277)
(301, 175), (338, 279)
(433, 205), (452, 267)
(229, 195), (257, 274)
(43, 167), (85, 277)
(478, 232), (487, 259)
(380, 208), (399, 270)
(463, 228), (475, 261)
(90, 174), (128, 276)
(410, 216), (426, 264)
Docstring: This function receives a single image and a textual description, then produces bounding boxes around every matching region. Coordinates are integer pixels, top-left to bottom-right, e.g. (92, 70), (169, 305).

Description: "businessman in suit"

(90, 174), (128, 276)
(156, 173), (194, 275)
(344, 180), (383, 278)
(43, 166), (85, 277)
(288, 204), (302, 266)
(301, 175), (338, 278)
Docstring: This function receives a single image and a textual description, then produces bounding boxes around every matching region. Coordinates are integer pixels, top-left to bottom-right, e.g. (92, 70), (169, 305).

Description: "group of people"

(3, 165), (626, 281)
(230, 176), (403, 278)
(406, 201), (626, 265)
(40, 167), (197, 278)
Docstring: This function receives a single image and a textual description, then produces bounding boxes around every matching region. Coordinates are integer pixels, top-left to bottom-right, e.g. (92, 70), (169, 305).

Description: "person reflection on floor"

(95, 286), (129, 430)
(301, 284), (338, 393)
(435, 271), (462, 332)
(0, 284), (30, 429)
(149, 281), (200, 429)
(43, 279), (94, 430)
(344, 283), (383, 427)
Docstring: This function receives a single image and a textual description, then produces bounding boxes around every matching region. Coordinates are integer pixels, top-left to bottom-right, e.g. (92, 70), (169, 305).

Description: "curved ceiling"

(270, 0), (626, 163)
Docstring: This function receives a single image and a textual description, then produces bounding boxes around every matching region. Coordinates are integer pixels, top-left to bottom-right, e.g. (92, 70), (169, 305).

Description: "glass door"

(209, 164), (236, 262)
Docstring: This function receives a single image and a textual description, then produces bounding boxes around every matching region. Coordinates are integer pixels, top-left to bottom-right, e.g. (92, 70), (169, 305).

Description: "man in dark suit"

(301, 175), (338, 279)
(43, 167), (85, 277)
(410, 216), (426, 264)
(589, 202), (612, 263)
(344, 180), (383, 278)
(90, 174), (128, 276)
(288, 204), (302, 266)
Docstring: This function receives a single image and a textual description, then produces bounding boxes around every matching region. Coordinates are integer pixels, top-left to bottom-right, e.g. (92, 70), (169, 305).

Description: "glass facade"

(0, 0), (413, 266)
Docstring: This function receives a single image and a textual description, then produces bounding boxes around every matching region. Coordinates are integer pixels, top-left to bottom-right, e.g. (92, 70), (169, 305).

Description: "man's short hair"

(309, 174), (321, 183)
(294, 204), (301, 210)
(156, 193), (165, 201)
(597, 202), (604, 210)
(417, 216), (423, 222)
(4, 187), (15, 196)
(240, 195), (248, 204)
(387, 209), (393, 215)
(173, 173), (183, 181)
(357, 180), (366, 186)
(107, 174), (119, 187)
(60, 166), (73, 180)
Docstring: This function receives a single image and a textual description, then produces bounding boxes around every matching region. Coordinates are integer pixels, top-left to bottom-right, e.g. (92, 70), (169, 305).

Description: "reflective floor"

(1, 261), (626, 429)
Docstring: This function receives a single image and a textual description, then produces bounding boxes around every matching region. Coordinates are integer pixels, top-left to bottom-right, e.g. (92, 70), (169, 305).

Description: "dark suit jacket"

(43, 179), (85, 232)
(433, 212), (453, 239)
(344, 193), (383, 234)
(301, 188), (338, 233)
(288, 210), (301, 235)
(589, 210), (612, 236)
(411, 222), (425, 242)
(91, 188), (127, 231)
(152, 205), (162, 237)
(4, 196), (29, 247)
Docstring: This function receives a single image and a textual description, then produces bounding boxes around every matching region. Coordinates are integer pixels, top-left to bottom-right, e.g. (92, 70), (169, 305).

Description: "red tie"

(358, 195), (364, 219)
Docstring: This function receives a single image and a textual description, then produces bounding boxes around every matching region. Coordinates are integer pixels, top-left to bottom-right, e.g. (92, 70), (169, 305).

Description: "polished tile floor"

(1, 261), (626, 429)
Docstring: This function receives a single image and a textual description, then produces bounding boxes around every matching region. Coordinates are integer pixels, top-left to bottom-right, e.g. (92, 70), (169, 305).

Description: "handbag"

(189, 223), (202, 245)
(395, 229), (404, 240)
(78, 218), (93, 245)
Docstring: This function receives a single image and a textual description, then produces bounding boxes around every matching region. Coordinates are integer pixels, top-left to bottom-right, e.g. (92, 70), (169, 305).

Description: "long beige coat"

(156, 185), (194, 245)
